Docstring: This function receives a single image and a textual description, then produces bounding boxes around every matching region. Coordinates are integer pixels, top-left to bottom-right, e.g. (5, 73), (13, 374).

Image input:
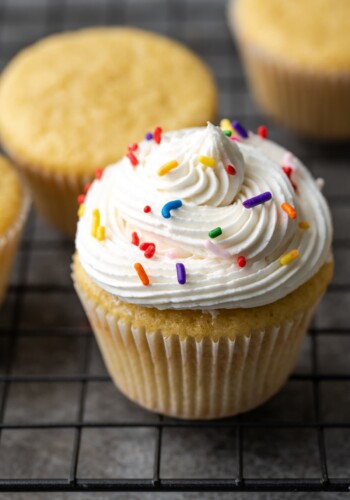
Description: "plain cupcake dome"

(229, 0), (350, 139)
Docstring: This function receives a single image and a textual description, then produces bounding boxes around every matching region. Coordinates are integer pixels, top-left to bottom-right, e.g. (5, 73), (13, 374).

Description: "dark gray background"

(0, 0), (349, 498)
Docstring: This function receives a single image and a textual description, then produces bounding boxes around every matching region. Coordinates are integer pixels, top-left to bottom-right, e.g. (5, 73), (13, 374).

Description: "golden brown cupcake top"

(232, 0), (350, 71)
(0, 27), (217, 177)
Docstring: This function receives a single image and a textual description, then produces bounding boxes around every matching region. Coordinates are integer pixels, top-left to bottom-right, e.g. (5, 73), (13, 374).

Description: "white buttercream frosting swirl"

(76, 123), (332, 310)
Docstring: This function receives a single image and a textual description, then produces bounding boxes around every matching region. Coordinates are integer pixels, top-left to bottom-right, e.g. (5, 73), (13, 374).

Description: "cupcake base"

(0, 184), (30, 305)
(73, 256), (332, 420)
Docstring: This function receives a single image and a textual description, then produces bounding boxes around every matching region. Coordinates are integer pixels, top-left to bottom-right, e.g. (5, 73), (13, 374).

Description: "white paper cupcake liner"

(75, 282), (316, 420)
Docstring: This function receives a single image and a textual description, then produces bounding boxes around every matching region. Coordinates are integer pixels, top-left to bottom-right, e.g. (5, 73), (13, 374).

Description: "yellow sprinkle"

(77, 204), (85, 218)
(280, 249), (299, 266)
(199, 155), (216, 168)
(220, 118), (234, 134)
(97, 225), (105, 241)
(299, 221), (310, 230)
(157, 160), (179, 176)
(91, 209), (100, 238)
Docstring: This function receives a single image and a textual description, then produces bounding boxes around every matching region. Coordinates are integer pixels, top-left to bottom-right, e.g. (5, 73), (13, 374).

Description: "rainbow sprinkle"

(154, 126), (162, 144)
(299, 221), (310, 230)
(131, 232), (140, 246)
(143, 205), (152, 213)
(145, 132), (153, 141)
(134, 263), (150, 286)
(158, 160), (179, 176)
(232, 121), (248, 139)
(258, 125), (267, 139)
(225, 165), (236, 175)
(208, 227), (222, 239)
(78, 194), (85, 205)
(77, 204), (85, 218)
(91, 209), (100, 238)
(84, 183), (91, 193)
(237, 256), (246, 268)
(280, 249), (299, 266)
(127, 152), (138, 167)
(220, 118), (234, 134)
(95, 168), (104, 180)
(176, 263), (186, 285)
(97, 226), (105, 241)
(144, 244), (156, 259)
(281, 202), (296, 219)
(161, 200), (182, 219)
(128, 143), (138, 152)
(199, 156), (216, 168)
(243, 192), (272, 208)
(224, 130), (232, 137)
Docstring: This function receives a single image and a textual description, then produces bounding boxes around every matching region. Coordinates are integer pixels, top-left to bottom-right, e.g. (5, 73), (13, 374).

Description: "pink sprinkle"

(231, 137), (239, 142)
(205, 240), (231, 258)
(131, 232), (140, 246)
(143, 205), (152, 213)
(283, 152), (293, 166)
(166, 250), (177, 259)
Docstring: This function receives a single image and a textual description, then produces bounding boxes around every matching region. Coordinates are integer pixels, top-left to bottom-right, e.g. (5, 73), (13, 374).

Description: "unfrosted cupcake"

(229, 0), (350, 139)
(73, 122), (333, 419)
(0, 156), (30, 305)
(0, 27), (217, 237)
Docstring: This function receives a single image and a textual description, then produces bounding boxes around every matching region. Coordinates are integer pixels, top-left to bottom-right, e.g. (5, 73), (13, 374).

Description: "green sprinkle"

(223, 130), (232, 137)
(208, 227), (222, 239)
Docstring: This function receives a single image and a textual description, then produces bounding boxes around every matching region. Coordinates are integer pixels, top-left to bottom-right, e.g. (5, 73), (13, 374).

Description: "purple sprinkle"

(145, 132), (153, 141)
(176, 263), (186, 285)
(243, 192), (272, 209)
(232, 120), (249, 139)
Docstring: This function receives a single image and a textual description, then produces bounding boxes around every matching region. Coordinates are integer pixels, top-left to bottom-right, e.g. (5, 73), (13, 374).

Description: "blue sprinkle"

(232, 120), (249, 139)
(161, 200), (183, 219)
(145, 132), (153, 141)
(176, 263), (186, 285)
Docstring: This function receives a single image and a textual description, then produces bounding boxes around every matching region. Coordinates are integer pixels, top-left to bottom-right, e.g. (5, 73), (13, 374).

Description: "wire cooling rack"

(0, 0), (350, 494)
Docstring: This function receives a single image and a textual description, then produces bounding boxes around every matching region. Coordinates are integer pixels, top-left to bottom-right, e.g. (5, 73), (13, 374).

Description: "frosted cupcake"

(0, 156), (30, 306)
(73, 122), (333, 419)
(229, 0), (350, 139)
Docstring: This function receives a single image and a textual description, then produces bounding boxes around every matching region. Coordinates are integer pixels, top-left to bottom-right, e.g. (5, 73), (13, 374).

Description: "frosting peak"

(138, 122), (245, 207)
(76, 124), (332, 310)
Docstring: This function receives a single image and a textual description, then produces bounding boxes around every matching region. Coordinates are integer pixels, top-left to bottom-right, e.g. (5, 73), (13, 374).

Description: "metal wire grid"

(0, 0), (349, 493)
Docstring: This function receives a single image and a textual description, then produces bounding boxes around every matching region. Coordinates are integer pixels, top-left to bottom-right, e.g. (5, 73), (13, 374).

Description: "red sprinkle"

(84, 182), (91, 193)
(237, 256), (246, 268)
(153, 126), (162, 144)
(127, 152), (139, 166)
(282, 166), (297, 191)
(282, 166), (292, 177)
(95, 168), (104, 180)
(128, 143), (138, 152)
(144, 244), (156, 259)
(143, 205), (152, 213)
(77, 194), (85, 204)
(140, 242), (153, 251)
(258, 126), (268, 139)
(131, 232), (140, 246)
(225, 164), (236, 175)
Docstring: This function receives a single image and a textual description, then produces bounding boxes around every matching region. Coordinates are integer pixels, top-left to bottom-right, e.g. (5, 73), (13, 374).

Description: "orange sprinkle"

(134, 263), (150, 286)
(281, 202), (296, 219)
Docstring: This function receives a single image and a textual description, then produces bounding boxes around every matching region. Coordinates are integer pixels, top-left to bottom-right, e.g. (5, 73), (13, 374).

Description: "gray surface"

(0, 0), (350, 498)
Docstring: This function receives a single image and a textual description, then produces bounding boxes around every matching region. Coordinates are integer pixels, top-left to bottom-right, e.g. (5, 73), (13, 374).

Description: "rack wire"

(0, 0), (350, 493)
